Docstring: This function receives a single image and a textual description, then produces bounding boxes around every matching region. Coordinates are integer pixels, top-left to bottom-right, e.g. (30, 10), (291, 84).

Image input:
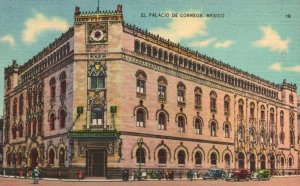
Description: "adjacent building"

(2, 5), (299, 178)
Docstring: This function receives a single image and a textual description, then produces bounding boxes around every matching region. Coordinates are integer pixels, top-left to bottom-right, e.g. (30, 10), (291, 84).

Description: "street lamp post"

(137, 138), (143, 181)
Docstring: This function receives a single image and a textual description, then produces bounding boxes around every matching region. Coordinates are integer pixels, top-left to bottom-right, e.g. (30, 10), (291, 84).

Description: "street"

(0, 176), (299, 186)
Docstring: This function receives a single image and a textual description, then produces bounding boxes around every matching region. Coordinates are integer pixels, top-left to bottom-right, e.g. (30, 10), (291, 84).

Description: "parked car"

(203, 168), (226, 180)
(225, 169), (251, 181)
(251, 169), (271, 181)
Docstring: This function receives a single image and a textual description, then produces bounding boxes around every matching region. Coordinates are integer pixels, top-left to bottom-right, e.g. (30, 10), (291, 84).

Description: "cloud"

(0, 35), (15, 46)
(191, 38), (216, 47)
(22, 13), (69, 44)
(214, 40), (233, 48)
(150, 11), (208, 42)
(270, 63), (282, 71)
(253, 26), (290, 53)
(270, 63), (300, 73)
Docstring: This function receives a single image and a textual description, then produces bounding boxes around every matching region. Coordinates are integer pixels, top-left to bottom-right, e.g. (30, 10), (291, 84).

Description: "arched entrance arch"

(238, 152), (245, 169)
(250, 154), (256, 172)
(270, 154), (275, 171)
(30, 148), (38, 168)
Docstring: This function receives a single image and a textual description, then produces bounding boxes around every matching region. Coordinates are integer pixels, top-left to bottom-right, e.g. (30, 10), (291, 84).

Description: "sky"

(0, 0), (300, 114)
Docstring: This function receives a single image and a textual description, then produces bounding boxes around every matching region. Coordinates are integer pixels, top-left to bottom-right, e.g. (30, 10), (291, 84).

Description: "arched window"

(28, 92), (32, 108)
(238, 126), (244, 140)
(12, 125), (17, 139)
(59, 109), (66, 128)
(177, 82), (186, 104)
(7, 78), (11, 90)
(177, 150), (186, 164)
(250, 128), (255, 142)
(169, 53), (173, 63)
(153, 47), (158, 58)
(49, 113), (55, 131)
(19, 94), (24, 115)
(210, 152), (217, 166)
(136, 70), (147, 94)
(49, 149), (55, 165)
(27, 121), (31, 136)
(288, 157), (293, 167)
(141, 43), (146, 54)
(211, 122), (217, 136)
(136, 109), (145, 127)
(32, 119), (37, 136)
(195, 151), (202, 165)
(279, 131), (285, 144)
(280, 111), (284, 127)
(89, 64), (105, 89)
(50, 77), (56, 100)
(59, 147), (65, 166)
(225, 153), (230, 167)
(178, 116), (185, 132)
(194, 87), (202, 109)
(224, 124), (230, 138)
(194, 118), (202, 134)
(12, 153), (16, 166)
(147, 45), (152, 56)
(59, 71), (66, 96)
(260, 129), (266, 143)
(136, 147), (146, 164)
(18, 124), (23, 138)
(270, 108), (275, 123)
(38, 117), (42, 135)
(238, 153), (245, 169)
(224, 95), (230, 115)
(158, 149), (167, 164)
(238, 99), (244, 117)
(7, 153), (11, 166)
(158, 76), (167, 101)
(280, 157), (284, 167)
(134, 40), (140, 52)
(18, 152), (22, 166)
(250, 102), (255, 118)
(260, 105), (265, 120)
(163, 51), (168, 61)
(13, 97), (17, 117)
(289, 94), (294, 103)
(174, 55), (178, 65)
(91, 106), (103, 125)
(210, 91), (217, 112)
(158, 49), (163, 60)
(158, 112), (166, 130)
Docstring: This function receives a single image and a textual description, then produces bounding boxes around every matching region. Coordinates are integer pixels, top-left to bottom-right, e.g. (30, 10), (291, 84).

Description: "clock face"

(90, 29), (104, 41)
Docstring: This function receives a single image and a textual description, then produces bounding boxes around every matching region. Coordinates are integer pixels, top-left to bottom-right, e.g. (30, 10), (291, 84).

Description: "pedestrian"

(32, 166), (40, 184)
(189, 169), (193, 181)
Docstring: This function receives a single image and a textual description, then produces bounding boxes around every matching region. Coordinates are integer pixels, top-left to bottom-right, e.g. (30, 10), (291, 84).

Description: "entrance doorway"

(260, 154), (266, 169)
(238, 152), (245, 169)
(86, 149), (106, 177)
(250, 154), (256, 172)
(270, 155), (275, 171)
(30, 148), (38, 168)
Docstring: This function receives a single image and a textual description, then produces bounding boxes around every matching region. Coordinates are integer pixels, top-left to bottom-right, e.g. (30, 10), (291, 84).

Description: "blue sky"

(0, 0), (300, 113)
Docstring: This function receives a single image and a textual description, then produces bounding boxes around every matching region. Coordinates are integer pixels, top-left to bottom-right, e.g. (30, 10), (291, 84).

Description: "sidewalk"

(0, 174), (299, 182)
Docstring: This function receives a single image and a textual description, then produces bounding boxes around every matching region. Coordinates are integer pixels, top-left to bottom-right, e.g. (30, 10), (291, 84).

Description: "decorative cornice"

(120, 131), (234, 146)
(121, 52), (290, 109)
(67, 130), (120, 139)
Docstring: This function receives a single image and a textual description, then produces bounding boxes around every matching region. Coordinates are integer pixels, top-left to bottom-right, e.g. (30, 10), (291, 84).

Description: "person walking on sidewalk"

(32, 166), (41, 184)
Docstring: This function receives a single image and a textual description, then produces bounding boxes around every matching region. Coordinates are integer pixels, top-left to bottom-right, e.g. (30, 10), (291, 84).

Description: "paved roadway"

(0, 176), (299, 186)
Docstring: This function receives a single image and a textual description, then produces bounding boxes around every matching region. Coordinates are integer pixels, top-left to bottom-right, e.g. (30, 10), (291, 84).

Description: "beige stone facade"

(2, 5), (298, 178)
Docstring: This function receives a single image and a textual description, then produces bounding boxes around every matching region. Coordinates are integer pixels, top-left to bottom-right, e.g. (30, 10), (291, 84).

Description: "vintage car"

(225, 169), (251, 181)
(251, 169), (271, 181)
(202, 168), (226, 180)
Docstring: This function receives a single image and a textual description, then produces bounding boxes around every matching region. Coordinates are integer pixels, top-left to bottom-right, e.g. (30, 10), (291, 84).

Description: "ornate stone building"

(2, 5), (299, 178)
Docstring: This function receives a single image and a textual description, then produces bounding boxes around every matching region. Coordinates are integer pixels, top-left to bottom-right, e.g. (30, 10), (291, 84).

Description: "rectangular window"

(158, 85), (166, 98)
(224, 102), (229, 113)
(91, 76), (105, 89)
(195, 95), (201, 106)
(136, 80), (145, 93)
(177, 91), (185, 102)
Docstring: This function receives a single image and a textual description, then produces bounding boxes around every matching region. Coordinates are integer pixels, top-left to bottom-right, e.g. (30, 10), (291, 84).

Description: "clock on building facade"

(87, 22), (108, 43)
